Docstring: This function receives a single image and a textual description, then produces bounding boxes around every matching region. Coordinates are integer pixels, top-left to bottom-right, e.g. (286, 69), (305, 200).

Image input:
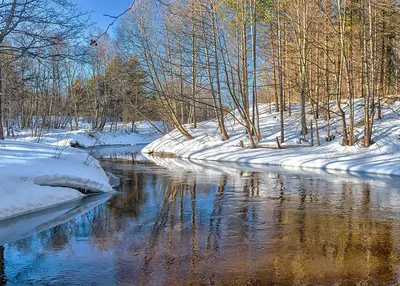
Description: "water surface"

(1, 149), (400, 285)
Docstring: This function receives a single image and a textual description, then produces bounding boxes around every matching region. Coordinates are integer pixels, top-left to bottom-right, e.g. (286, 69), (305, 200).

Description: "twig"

(90, 0), (172, 46)
(90, 1), (137, 46)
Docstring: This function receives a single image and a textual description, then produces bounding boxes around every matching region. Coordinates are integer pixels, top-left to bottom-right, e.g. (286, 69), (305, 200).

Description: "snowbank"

(143, 101), (400, 176)
(145, 155), (399, 186)
(6, 121), (161, 148)
(0, 141), (113, 221)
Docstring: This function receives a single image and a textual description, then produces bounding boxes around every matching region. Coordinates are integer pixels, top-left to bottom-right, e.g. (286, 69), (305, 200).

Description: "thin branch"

(90, 0), (172, 46)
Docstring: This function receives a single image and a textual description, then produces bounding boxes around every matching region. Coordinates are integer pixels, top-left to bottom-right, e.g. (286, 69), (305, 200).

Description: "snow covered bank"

(6, 121), (161, 148)
(0, 141), (113, 221)
(145, 155), (400, 187)
(143, 101), (400, 176)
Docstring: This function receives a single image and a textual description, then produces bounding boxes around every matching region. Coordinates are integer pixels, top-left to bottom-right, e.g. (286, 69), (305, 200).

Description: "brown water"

(1, 153), (400, 285)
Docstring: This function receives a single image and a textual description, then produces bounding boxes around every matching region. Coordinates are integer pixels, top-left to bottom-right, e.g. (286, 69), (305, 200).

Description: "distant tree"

(0, 0), (88, 139)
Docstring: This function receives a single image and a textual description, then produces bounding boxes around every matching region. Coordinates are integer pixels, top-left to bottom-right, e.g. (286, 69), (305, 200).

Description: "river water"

(1, 147), (400, 285)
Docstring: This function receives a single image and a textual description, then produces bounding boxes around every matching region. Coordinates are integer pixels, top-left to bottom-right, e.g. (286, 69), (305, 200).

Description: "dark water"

(1, 149), (400, 285)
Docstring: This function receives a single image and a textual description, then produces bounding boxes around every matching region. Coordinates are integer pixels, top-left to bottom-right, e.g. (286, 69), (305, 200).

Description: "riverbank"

(0, 141), (114, 221)
(6, 121), (161, 147)
(0, 120), (162, 221)
(143, 101), (400, 176)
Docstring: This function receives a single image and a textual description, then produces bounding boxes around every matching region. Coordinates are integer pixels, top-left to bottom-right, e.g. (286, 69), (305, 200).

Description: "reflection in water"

(0, 194), (111, 246)
(90, 144), (149, 163)
(2, 157), (400, 285)
(0, 246), (5, 284)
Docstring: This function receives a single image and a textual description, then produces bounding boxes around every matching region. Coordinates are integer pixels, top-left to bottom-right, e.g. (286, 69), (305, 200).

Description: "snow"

(143, 155), (400, 217)
(91, 144), (150, 162)
(0, 140), (114, 221)
(106, 172), (121, 187)
(6, 120), (161, 148)
(143, 100), (400, 177)
(0, 120), (162, 221)
(34, 175), (113, 193)
(145, 155), (399, 186)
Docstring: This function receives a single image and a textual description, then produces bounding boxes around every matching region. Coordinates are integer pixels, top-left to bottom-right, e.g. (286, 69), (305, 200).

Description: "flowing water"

(1, 147), (400, 285)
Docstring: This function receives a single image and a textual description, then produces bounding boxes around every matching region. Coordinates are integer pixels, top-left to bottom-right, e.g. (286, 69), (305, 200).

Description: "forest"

(2, 1), (400, 284)
(1, 0), (399, 148)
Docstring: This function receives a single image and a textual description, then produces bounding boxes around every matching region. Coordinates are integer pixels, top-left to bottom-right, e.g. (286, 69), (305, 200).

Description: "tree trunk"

(250, 0), (260, 141)
(191, 1), (197, 128)
(0, 63), (4, 140)
(277, 0), (285, 143)
(337, 0), (354, 145)
(211, 1), (229, 141)
(271, 36), (279, 112)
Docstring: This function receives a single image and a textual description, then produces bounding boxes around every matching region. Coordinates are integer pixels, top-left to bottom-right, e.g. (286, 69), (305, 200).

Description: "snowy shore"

(6, 121), (159, 148)
(0, 121), (161, 221)
(0, 141), (113, 221)
(143, 101), (400, 177)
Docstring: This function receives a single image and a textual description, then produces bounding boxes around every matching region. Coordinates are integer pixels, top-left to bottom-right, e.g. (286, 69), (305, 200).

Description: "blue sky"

(73, 0), (133, 31)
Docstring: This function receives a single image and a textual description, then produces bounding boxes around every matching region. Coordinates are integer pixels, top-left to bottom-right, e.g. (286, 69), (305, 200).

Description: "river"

(1, 146), (400, 285)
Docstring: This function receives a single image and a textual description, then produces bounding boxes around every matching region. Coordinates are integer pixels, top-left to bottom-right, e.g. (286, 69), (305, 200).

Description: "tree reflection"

(0, 246), (6, 284)
(108, 170), (148, 219)
(117, 169), (400, 285)
(3, 162), (400, 285)
(206, 175), (227, 255)
(266, 181), (399, 285)
(46, 225), (70, 250)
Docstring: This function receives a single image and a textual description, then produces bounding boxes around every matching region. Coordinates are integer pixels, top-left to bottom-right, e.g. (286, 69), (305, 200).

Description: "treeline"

(0, 0), (165, 139)
(117, 0), (400, 147)
(1, 0), (400, 148)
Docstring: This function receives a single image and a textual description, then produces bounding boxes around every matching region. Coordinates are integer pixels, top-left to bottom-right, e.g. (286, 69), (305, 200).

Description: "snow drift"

(143, 101), (400, 176)
(0, 141), (114, 221)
